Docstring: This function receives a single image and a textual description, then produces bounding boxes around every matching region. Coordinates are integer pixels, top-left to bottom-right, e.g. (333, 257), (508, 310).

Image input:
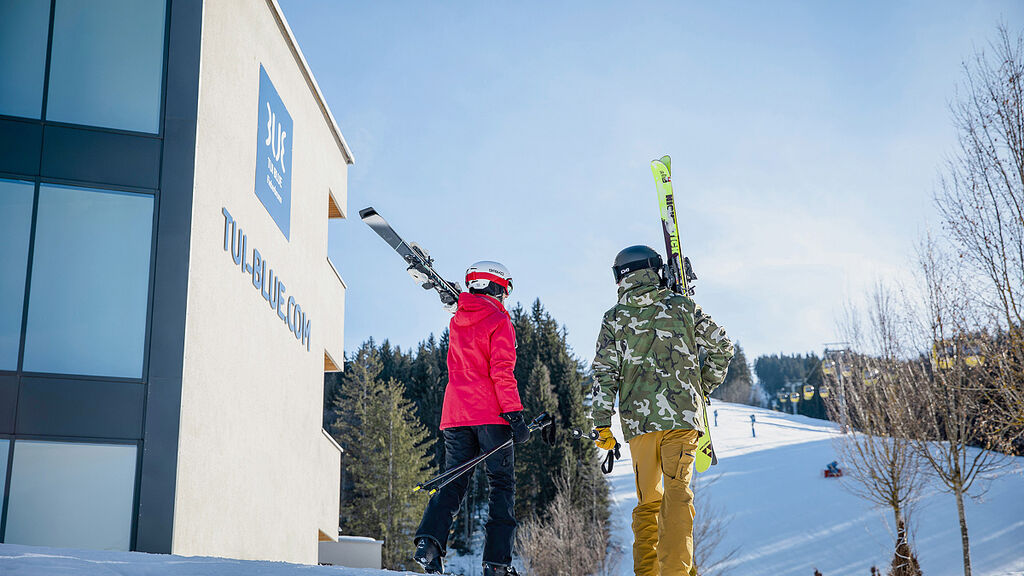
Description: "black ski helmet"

(612, 245), (663, 283)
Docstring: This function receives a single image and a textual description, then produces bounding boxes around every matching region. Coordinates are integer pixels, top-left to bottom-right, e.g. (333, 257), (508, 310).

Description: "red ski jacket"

(440, 292), (523, 429)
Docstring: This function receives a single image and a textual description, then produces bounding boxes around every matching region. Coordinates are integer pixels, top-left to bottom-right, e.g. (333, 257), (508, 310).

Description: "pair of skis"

(651, 155), (717, 473)
(359, 207), (460, 310)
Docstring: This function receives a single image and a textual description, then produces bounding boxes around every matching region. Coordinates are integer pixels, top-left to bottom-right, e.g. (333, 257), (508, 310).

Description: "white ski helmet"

(465, 260), (513, 298)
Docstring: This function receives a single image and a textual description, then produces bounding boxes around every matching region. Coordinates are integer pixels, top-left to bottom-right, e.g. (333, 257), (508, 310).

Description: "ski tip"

(412, 485), (422, 492)
(650, 155), (671, 174)
(358, 206), (378, 220)
(650, 160), (670, 183)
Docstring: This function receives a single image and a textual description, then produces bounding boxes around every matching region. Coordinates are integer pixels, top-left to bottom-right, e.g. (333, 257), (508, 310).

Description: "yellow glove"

(594, 427), (617, 451)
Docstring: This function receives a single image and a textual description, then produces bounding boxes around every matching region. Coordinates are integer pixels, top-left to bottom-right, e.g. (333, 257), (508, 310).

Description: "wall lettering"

(222, 207), (310, 351)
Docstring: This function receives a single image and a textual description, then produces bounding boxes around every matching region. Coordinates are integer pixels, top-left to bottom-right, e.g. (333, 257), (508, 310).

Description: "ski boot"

(483, 562), (520, 576)
(413, 537), (444, 574)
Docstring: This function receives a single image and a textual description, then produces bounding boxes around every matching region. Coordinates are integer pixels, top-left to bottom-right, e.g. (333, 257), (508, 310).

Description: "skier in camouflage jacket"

(591, 246), (733, 576)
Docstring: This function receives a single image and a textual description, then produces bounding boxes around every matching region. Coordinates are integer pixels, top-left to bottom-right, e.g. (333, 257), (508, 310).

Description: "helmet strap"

(470, 282), (507, 300)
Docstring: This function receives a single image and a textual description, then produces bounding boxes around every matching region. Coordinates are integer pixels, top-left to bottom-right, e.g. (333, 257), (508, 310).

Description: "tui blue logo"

(254, 64), (293, 240)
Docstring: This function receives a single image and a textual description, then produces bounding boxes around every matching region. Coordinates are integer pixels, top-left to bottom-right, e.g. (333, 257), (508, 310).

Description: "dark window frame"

(0, 435), (142, 549)
(7, 177), (159, 383)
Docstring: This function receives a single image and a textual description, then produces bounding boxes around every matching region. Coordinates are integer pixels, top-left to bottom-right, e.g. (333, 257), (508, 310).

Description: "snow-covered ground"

(2, 402), (1021, 575)
(0, 544), (416, 576)
(604, 402), (1024, 576)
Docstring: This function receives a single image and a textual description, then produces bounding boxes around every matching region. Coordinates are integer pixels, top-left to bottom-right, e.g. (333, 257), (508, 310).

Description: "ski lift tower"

(823, 342), (851, 433)
(783, 380), (802, 415)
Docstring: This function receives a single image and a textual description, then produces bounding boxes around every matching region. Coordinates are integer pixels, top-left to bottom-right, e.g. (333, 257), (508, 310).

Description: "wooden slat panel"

(328, 192), (343, 219)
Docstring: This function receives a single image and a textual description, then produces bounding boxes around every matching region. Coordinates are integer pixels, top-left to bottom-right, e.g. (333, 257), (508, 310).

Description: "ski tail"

(695, 399), (716, 473)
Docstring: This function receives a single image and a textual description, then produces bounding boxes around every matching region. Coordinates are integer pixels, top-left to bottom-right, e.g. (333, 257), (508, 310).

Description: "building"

(0, 0), (351, 564)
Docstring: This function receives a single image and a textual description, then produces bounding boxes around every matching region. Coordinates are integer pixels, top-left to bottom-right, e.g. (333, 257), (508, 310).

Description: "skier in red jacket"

(414, 261), (530, 576)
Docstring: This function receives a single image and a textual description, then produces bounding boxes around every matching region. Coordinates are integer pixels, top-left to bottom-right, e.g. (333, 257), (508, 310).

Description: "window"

(45, 0), (167, 133)
(0, 439), (8, 521)
(4, 440), (137, 550)
(0, 0), (50, 119)
(0, 180), (35, 370)
(22, 184), (153, 378)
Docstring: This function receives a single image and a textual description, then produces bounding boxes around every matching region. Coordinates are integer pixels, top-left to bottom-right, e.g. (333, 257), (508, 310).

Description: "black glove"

(438, 281), (462, 313)
(501, 411), (531, 445)
(542, 417), (557, 446)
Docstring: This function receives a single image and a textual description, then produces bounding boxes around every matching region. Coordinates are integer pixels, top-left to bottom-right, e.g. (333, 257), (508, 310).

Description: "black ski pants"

(415, 424), (516, 565)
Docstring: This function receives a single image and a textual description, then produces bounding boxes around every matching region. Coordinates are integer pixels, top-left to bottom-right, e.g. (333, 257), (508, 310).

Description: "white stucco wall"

(174, 0), (349, 564)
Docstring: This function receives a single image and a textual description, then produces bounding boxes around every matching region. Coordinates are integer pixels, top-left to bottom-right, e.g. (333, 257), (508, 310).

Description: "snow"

(0, 544), (416, 576)
(1, 403), (1021, 575)
(604, 402), (1024, 576)
(336, 536), (382, 544)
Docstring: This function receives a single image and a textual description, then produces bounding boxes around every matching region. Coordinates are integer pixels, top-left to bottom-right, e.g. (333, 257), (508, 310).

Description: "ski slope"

(1, 403), (1022, 576)
(0, 543), (414, 576)
(604, 402), (1024, 576)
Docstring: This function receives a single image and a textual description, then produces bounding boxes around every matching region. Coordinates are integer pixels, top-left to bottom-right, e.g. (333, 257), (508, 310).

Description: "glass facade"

(0, 0), (199, 555)
(0, 0), (167, 133)
(0, 0), (51, 118)
(0, 180), (35, 371)
(0, 0), (175, 553)
(22, 185), (154, 379)
(5, 440), (137, 550)
(46, 0), (167, 133)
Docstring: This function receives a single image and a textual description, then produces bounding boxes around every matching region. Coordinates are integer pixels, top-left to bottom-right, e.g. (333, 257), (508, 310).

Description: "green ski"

(651, 155), (717, 473)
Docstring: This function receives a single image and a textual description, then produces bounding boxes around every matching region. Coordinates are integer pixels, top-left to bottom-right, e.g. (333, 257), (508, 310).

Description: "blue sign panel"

(255, 65), (293, 240)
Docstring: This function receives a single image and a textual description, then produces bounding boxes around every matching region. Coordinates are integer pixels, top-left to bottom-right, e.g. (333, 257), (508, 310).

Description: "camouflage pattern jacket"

(591, 268), (734, 442)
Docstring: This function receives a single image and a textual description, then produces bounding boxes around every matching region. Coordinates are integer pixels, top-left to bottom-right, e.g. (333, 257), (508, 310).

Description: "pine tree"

(510, 300), (609, 527)
(712, 342), (754, 404)
(406, 333), (449, 468)
(330, 343), (435, 571)
(379, 339), (413, 384)
(515, 363), (560, 511)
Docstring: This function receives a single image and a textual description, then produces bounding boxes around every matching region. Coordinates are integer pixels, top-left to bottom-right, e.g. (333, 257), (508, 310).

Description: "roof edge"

(267, 0), (355, 165)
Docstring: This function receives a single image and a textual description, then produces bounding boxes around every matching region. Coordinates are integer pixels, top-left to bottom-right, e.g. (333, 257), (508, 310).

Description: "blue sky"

(280, 1), (1023, 365)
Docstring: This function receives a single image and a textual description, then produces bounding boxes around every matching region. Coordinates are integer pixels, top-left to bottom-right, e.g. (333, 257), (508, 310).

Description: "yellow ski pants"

(628, 428), (700, 576)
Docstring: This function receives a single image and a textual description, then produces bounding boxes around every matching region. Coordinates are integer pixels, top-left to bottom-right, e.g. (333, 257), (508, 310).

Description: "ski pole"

(571, 428), (621, 474)
(415, 413), (551, 495)
(412, 448), (489, 493)
(415, 413), (549, 492)
(420, 412), (551, 491)
(413, 412), (552, 495)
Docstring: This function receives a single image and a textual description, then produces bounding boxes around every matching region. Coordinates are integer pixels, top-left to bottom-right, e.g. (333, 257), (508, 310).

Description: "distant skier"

(591, 246), (734, 576)
(413, 261), (530, 576)
(750, 414), (756, 438)
(714, 409), (719, 427)
(824, 460), (843, 478)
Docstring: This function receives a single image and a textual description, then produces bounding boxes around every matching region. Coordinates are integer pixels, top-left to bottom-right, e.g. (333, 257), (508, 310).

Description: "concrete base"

(318, 537), (382, 569)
